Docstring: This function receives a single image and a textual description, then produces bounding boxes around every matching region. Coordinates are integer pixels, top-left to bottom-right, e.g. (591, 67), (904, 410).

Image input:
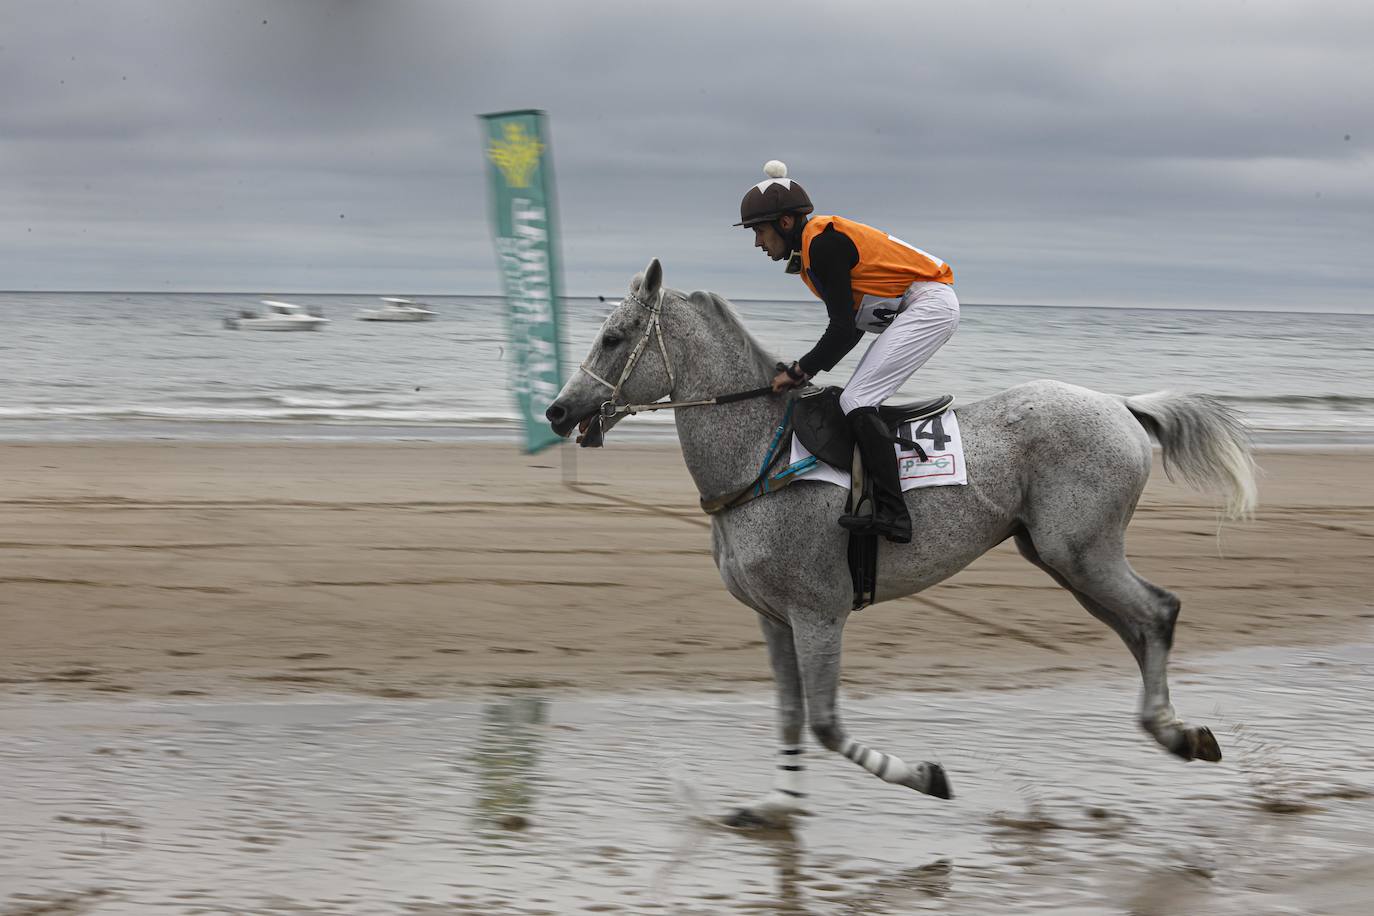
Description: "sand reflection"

(470, 696), (547, 835)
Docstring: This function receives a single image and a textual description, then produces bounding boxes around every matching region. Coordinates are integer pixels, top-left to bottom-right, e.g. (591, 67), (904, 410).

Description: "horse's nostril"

(545, 403), (567, 425)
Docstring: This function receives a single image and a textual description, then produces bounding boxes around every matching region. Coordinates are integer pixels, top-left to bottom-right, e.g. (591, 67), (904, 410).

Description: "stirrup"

(838, 495), (876, 532)
(839, 506), (910, 542)
(840, 517), (911, 543)
(839, 499), (911, 543)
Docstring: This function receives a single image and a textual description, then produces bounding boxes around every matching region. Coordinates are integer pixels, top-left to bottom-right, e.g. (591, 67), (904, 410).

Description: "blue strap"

(700, 400), (819, 515)
(768, 455), (819, 488)
(753, 400), (797, 496)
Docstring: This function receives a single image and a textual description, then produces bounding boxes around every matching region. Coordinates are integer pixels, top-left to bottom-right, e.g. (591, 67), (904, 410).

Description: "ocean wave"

(0, 405), (507, 425)
(0, 403), (677, 426)
(172, 392), (444, 410)
(1218, 394), (1374, 410)
(190, 381), (396, 396)
(0, 393), (1367, 434)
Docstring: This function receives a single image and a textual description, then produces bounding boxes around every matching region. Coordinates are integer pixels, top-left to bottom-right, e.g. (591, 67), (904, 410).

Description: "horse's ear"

(642, 258), (663, 300)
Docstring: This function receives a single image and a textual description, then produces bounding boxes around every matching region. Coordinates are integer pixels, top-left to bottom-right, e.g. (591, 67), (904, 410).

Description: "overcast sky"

(3, 0), (1371, 309)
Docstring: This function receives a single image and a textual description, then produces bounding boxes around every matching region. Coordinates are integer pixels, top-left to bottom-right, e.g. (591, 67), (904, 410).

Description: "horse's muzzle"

(545, 402), (578, 437)
(546, 401), (608, 447)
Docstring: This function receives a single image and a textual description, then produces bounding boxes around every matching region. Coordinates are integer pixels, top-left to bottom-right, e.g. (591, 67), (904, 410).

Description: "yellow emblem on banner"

(487, 123), (545, 189)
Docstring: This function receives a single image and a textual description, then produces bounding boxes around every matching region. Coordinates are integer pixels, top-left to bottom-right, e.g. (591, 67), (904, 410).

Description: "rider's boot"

(837, 407), (913, 544)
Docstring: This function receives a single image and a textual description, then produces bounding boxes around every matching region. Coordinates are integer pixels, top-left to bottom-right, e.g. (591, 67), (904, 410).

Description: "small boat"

(356, 297), (437, 322)
(224, 300), (330, 331)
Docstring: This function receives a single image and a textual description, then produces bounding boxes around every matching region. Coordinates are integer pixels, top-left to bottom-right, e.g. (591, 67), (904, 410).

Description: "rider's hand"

(771, 362), (808, 393)
(771, 369), (797, 393)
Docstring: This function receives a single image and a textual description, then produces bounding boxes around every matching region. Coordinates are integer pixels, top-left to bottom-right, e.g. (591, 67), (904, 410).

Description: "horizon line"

(2, 289), (1372, 317)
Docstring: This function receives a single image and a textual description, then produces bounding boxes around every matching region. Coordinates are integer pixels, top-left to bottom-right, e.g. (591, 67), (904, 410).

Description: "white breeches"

(839, 281), (960, 415)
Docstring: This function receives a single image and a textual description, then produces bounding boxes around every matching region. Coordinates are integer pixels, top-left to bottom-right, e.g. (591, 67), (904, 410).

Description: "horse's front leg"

(724, 613), (810, 829)
(794, 613), (953, 800)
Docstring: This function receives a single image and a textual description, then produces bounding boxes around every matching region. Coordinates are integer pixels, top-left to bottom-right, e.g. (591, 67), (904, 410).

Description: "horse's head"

(545, 258), (676, 447)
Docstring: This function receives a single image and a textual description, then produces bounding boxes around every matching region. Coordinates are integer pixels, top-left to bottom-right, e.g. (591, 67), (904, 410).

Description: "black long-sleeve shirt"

(796, 223), (865, 377)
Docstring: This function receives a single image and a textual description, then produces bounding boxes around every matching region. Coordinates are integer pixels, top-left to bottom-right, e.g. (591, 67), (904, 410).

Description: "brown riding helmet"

(734, 160), (813, 227)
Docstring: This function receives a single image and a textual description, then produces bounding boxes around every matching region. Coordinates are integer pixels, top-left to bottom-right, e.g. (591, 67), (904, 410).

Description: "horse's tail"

(1124, 391), (1258, 520)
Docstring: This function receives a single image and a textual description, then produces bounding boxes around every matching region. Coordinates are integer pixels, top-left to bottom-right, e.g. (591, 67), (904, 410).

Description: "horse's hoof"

(1169, 726), (1223, 762)
(903, 762), (953, 799)
(925, 763), (954, 800)
(1190, 726), (1223, 762)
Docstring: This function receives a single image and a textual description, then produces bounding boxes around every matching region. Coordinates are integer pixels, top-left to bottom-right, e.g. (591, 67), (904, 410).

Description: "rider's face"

(752, 220), (789, 261)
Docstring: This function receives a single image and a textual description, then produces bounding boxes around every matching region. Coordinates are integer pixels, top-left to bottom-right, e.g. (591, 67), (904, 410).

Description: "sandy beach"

(4, 440), (1374, 914)
(2, 441), (1370, 700)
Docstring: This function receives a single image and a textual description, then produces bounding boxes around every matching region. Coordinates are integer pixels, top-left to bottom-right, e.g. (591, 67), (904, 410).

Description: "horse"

(545, 259), (1257, 828)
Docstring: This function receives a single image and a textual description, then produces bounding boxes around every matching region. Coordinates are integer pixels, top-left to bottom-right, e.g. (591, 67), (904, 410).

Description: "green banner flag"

(479, 109), (565, 453)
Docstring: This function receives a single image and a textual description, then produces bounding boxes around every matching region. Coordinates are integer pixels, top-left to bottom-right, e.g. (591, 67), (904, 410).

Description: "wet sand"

(2, 441), (1373, 912)
(3, 645), (1373, 914)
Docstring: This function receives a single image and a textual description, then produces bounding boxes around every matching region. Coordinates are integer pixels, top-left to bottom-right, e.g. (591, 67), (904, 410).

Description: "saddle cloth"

(789, 408), (969, 491)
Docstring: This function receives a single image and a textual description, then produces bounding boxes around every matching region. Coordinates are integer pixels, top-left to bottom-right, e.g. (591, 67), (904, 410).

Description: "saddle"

(793, 386), (954, 472)
(792, 385), (954, 612)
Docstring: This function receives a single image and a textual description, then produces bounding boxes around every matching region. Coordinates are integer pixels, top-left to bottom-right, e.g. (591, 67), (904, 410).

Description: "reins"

(596, 382), (776, 420)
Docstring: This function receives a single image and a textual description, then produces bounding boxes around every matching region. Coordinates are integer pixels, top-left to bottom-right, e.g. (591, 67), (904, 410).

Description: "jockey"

(736, 160), (960, 544)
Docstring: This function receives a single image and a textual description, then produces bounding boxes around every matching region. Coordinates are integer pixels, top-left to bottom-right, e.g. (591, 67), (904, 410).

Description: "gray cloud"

(1, 0), (1370, 309)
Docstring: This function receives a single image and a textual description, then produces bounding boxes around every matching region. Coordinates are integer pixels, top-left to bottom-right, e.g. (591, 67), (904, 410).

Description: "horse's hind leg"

(724, 614), (811, 829)
(1015, 531), (1222, 762)
(792, 614), (952, 799)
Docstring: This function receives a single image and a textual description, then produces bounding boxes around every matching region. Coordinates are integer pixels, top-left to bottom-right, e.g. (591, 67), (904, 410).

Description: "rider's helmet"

(734, 160), (813, 227)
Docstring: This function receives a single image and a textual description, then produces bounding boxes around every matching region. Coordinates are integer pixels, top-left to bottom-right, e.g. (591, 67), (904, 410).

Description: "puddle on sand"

(2, 643), (1373, 914)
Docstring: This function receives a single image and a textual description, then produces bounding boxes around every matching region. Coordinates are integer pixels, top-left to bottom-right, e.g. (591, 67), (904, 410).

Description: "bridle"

(576, 290), (676, 420)
(574, 288), (820, 517)
(577, 290), (774, 421)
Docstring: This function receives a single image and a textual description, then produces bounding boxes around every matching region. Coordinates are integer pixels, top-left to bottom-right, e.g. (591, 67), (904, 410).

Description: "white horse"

(546, 260), (1256, 827)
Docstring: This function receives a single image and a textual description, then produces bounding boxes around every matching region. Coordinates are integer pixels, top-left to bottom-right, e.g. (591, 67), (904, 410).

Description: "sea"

(2, 292), (1371, 445)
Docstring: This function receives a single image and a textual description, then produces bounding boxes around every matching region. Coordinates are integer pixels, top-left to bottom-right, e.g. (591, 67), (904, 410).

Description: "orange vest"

(799, 215), (953, 311)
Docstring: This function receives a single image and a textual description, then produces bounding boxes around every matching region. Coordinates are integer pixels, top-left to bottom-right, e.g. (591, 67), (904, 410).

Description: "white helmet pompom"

(763, 160), (788, 179)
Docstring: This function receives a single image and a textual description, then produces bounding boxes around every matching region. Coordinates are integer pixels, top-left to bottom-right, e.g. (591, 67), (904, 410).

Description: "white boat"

(224, 300), (330, 331)
(356, 297), (437, 322)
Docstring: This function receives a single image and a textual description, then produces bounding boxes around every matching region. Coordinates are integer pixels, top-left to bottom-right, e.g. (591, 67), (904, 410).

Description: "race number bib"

(895, 411), (967, 487)
(789, 409), (969, 491)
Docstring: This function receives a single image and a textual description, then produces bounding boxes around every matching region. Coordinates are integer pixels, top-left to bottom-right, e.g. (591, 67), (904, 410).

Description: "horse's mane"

(680, 288), (779, 374)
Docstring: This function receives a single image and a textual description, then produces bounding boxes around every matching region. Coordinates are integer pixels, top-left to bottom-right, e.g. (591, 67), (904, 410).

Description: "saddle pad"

(789, 409), (969, 492)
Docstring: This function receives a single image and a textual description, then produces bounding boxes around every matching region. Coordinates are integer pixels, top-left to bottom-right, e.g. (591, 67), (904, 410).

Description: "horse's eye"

(602, 333), (622, 347)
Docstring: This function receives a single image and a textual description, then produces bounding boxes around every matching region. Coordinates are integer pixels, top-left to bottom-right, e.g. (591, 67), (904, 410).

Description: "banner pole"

(561, 438), (577, 485)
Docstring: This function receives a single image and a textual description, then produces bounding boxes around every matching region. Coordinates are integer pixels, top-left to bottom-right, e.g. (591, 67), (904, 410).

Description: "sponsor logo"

(487, 122), (544, 189)
(899, 452), (957, 479)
